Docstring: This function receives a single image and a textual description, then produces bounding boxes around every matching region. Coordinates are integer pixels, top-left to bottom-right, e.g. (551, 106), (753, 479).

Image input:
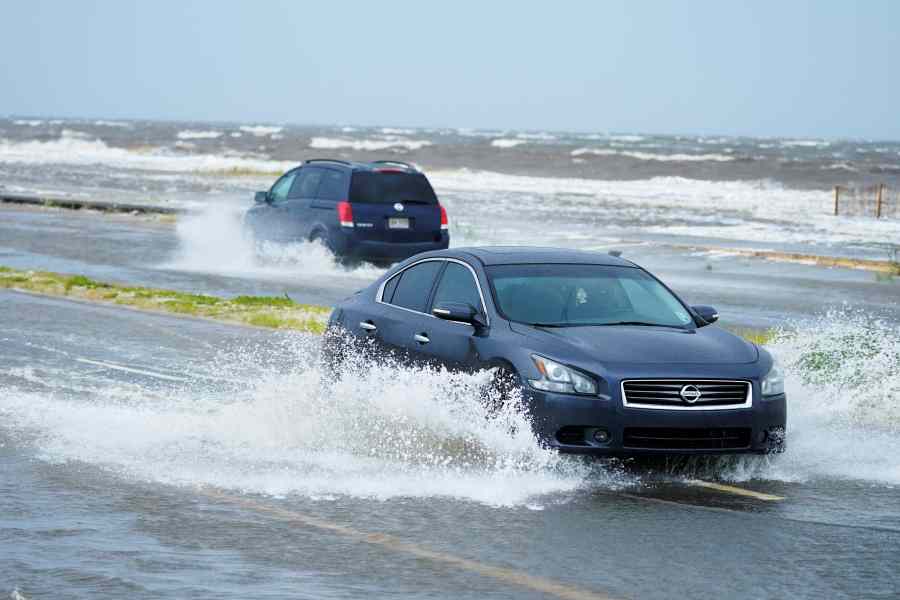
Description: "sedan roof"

(451, 246), (635, 267)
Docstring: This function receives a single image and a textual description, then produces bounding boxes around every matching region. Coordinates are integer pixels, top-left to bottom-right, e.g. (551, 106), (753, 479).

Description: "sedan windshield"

(487, 264), (695, 328)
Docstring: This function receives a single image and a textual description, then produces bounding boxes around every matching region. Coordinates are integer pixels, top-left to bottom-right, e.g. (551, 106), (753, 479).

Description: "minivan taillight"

(337, 201), (354, 227)
(439, 204), (448, 230)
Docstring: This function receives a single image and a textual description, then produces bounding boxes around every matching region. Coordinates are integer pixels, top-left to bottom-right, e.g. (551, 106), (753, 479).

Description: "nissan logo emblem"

(394, 202), (404, 212)
(679, 384), (702, 404)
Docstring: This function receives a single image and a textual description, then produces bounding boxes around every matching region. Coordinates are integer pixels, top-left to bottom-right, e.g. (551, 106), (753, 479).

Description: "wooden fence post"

(833, 185), (840, 216)
(875, 183), (884, 219)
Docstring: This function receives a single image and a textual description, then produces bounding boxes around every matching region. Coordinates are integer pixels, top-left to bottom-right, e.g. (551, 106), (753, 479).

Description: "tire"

(311, 229), (358, 267)
(319, 324), (346, 382)
(309, 229), (334, 253)
(482, 366), (525, 415)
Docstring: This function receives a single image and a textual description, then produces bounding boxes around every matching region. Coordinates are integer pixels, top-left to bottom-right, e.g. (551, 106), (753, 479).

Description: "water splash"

(0, 335), (595, 507)
(668, 311), (900, 484)
(163, 204), (384, 283)
(2, 313), (898, 505)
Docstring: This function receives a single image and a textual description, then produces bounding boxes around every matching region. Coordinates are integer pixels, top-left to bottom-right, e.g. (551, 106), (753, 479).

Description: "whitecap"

(176, 130), (223, 140)
(240, 125), (284, 137)
(309, 137), (431, 152)
(490, 138), (528, 149)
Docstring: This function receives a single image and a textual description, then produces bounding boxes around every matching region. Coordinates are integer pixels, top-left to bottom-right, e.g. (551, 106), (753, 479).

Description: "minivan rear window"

(349, 172), (438, 205)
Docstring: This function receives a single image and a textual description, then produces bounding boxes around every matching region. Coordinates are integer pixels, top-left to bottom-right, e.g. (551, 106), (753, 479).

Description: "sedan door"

(352, 260), (443, 365)
(414, 261), (487, 371)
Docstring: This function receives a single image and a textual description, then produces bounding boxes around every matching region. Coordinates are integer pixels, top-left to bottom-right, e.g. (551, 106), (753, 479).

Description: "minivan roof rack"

(370, 160), (418, 171)
(305, 158), (352, 166)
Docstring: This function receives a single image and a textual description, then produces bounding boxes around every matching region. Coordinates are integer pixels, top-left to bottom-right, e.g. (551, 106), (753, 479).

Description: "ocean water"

(2, 118), (899, 190)
(2, 118), (899, 262)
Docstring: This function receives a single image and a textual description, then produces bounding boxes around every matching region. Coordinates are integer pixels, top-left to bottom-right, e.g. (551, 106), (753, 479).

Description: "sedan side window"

(381, 274), (401, 303)
(269, 171), (298, 203)
(389, 261), (443, 313)
(289, 167), (325, 199)
(432, 263), (482, 312)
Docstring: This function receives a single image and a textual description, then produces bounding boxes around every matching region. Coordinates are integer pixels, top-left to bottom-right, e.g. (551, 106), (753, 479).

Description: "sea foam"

(309, 137), (432, 152)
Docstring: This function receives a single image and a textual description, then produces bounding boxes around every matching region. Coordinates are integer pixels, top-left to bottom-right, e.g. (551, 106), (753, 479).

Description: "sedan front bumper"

(527, 389), (787, 455)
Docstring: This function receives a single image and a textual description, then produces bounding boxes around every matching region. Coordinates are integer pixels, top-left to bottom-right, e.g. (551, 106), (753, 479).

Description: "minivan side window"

(270, 170), (298, 203)
(431, 263), (482, 312)
(317, 169), (348, 201)
(289, 167), (325, 199)
(388, 261), (443, 313)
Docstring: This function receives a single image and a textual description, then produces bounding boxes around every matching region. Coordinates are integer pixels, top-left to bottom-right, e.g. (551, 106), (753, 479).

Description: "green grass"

(233, 295), (294, 307)
(0, 265), (330, 334)
(246, 314), (285, 328)
(64, 274), (110, 292)
(195, 166), (285, 178)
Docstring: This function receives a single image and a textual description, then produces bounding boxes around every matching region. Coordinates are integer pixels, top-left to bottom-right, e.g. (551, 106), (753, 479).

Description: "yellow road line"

(204, 489), (616, 600)
(686, 480), (784, 502)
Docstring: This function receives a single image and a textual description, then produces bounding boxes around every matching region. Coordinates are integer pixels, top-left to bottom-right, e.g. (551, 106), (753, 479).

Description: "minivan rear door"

(348, 171), (441, 243)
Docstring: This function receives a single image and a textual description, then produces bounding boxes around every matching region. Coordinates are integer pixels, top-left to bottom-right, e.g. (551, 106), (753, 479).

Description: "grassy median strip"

(0, 265), (780, 344)
(0, 265), (330, 333)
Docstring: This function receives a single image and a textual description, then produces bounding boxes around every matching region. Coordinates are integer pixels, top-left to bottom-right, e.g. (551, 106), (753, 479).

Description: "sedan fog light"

(592, 428), (611, 444)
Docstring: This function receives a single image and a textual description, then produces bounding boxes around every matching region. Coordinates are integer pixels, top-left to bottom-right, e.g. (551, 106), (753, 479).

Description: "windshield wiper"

(523, 321), (688, 329)
(598, 321), (687, 329)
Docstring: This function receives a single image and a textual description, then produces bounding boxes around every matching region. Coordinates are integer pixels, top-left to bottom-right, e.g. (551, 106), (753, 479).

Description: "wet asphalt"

(2, 202), (900, 598)
(1, 204), (898, 329)
(2, 291), (899, 599)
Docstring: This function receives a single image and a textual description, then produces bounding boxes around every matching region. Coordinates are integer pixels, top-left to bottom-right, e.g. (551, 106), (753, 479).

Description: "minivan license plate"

(388, 218), (410, 229)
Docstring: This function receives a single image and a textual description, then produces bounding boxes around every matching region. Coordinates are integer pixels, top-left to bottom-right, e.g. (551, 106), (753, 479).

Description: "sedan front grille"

(623, 427), (752, 450)
(622, 379), (751, 410)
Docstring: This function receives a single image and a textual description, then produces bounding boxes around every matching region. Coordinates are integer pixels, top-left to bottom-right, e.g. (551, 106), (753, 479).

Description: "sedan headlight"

(529, 355), (597, 395)
(761, 356), (785, 396)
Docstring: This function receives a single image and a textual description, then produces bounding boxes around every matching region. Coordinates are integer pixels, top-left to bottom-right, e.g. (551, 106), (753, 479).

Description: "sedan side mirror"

(254, 191), (270, 204)
(433, 302), (487, 329)
(692, 305), (719, 325)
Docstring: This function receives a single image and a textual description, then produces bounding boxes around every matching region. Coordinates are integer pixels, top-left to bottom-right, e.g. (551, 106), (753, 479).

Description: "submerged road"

(2, 290), (898, 599)
(1, 205), (899, 329)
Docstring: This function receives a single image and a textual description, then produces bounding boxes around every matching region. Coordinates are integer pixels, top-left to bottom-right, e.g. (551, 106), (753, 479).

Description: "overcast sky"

(2, 0), (897, 139)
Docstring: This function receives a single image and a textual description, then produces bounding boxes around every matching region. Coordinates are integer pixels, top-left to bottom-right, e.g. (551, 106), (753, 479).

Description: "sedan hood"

(509, 323), (758, 365)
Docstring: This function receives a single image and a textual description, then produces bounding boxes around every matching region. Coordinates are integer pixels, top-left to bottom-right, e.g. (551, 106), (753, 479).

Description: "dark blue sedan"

(244, 159), (449, 265)
(325, 246), (787, 455)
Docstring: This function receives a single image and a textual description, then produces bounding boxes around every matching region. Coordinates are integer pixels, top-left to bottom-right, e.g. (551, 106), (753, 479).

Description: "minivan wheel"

(309, 230), (334, 253)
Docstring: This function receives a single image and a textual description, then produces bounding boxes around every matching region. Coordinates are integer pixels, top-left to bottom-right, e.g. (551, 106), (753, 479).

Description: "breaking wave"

(490, 138), (528, 148)
(309, 136), (432, 152)
(0, 132), (293, 173)
(239, 125), (283, 137)
(571, 148), (737, 162)
(176, 129), (223, 140)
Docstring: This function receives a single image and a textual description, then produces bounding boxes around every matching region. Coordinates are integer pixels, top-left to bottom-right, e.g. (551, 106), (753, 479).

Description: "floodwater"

(2, 118), (899, 598)
(2, 290), (899, 599)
